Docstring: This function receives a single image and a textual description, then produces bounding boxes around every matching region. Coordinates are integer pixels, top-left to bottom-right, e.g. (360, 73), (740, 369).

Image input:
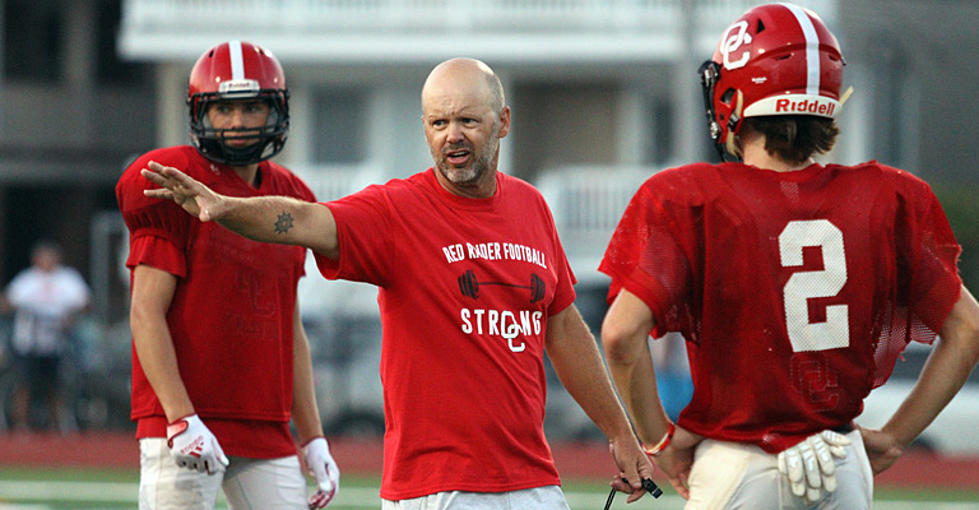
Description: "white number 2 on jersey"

(778, 219), (849, 352)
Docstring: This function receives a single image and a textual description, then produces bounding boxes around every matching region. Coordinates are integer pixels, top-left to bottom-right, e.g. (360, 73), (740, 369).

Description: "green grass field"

(0, 467), (976, 509)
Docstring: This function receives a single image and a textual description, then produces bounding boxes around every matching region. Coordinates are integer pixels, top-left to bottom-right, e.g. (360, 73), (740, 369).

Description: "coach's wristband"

(643, 422), (676, 456)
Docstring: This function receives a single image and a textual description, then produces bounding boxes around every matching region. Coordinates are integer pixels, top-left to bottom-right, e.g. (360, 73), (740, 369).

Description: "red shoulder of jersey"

(598, 163), (712, 314)
(870, 161), (962, 330)
(115, 146), (202, 252)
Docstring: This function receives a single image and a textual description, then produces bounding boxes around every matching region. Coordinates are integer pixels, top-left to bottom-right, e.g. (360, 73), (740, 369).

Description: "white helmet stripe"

(228, 40), (245, 80)
(779, 3), (820, 96)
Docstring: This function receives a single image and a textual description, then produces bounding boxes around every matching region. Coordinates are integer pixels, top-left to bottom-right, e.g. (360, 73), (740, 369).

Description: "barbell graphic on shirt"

(457, 270), (546, 303)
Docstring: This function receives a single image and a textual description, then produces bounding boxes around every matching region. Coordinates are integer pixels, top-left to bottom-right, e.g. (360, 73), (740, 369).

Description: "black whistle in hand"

(603, 477), (663, 510)
(640, 477), (663, 498)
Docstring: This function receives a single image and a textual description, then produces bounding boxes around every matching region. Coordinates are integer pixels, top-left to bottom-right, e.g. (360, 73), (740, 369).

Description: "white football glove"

(166, 414), (229, 474)
(302, 437), (340, 508)
(778, 430), (851, 503)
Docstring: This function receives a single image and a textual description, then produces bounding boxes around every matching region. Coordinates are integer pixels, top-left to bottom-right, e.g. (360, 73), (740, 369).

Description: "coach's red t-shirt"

(116, 146), (315, 458)
(600, 161), (962, 453)
(315, 169), (576, 500)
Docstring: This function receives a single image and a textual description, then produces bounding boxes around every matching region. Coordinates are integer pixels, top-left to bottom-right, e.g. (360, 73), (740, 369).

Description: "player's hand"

(166, 414), (229, 474)
(141, 160), (228, 222)
(302, 437), (340, 508)
(858, 425), (904, 475)
(607, 433), (657, 503)
(777, 430), (850, 503)
(648, 425), (702, 499)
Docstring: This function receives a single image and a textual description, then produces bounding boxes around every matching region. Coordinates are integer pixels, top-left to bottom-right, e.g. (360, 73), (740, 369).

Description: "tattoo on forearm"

(274, 212), (294, 234)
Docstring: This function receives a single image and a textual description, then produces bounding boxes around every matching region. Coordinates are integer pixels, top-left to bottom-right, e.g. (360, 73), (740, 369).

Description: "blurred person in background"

(1, 240), (90, 432)
(140, 57), (656, 509)
(115, 41), (338, 510)
(0, 240), (91, 432)
(600, 3), (979, 510)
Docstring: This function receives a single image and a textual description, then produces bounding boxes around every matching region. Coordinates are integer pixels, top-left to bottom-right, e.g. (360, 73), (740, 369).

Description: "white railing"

(290, 165), (387, 318)
(125, 0), (680, 30)
(123, 0), (834, 29)
(294, 164), (386, 202)
(120, 0), (837, 61)
(537, 166), (654, 282)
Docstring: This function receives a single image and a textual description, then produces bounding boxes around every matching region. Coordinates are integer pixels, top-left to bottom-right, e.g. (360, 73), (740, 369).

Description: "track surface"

(0, 432), (976, 490)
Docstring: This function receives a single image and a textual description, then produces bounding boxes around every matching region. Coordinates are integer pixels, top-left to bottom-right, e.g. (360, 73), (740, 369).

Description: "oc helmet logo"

(720, 20), (752, 70)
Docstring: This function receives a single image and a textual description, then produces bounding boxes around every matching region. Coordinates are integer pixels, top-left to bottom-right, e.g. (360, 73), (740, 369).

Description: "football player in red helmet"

(698, 2), (846, 160)
(601, 3), (979, 509)
(116, 41), (339, 509)
(187, 40), (290, 166)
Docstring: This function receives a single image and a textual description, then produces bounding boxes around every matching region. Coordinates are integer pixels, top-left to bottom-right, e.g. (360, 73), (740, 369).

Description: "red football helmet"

(187, 41), (289, 166)
(699, 3), (845, 157)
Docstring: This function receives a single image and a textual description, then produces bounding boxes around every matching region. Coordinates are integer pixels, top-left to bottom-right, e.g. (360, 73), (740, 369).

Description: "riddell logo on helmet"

(218, 79), (259, 95)
(775, 98), (836, 116)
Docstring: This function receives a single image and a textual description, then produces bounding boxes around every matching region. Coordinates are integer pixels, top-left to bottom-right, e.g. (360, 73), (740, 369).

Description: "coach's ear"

(496, 105), (511, 139)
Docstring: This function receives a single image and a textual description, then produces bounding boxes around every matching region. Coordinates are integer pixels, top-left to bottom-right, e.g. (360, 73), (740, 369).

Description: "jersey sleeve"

(115, 150), (193, 277)
(900, 177), (962, 333)
(599, 172), (696, 338)
(872, 169), (963, 387)
(313, 184), (393, 286)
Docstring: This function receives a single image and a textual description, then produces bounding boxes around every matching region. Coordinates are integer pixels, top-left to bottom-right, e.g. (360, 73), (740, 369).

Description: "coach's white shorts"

(138, 438), (308, 510)
(381, 485), (570, 510)
(684, 430), (872, 510)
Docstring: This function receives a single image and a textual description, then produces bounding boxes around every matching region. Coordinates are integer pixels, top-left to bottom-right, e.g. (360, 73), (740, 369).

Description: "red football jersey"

(600, 161), (962, 453)
(315, 169), (577, 500)
(116, 146), (315, 458)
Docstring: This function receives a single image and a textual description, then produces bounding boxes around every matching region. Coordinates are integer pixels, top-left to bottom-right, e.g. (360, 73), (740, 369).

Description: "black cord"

(604, 477), (663, 509)
(604, 485), (617, 510)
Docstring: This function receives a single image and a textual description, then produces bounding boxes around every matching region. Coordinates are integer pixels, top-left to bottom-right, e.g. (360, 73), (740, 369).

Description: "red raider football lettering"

(699, 3), (845, 156)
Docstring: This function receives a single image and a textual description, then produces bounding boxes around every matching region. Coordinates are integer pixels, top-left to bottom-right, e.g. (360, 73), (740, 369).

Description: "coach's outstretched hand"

(142, 161), (228, 222)
(778, 429), (850, 503)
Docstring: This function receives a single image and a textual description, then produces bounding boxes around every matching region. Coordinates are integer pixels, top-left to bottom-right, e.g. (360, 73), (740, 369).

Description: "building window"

(872, 37), (911, 167)
(3, 0), (63, 82)
(312, 88), (367, 164)
(96, 0), (147, 84)
(645, 97), (675, 166)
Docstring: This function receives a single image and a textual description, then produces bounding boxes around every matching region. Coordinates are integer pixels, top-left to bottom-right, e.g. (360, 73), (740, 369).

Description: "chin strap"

(723, 90), (745, 159)
(839, 85), (855, 106)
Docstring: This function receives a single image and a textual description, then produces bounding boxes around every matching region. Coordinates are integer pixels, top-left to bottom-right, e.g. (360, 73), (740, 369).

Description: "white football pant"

(139, 437), (308, 510)
(382, 485), (570, 510)
(684, 430), (872, 510)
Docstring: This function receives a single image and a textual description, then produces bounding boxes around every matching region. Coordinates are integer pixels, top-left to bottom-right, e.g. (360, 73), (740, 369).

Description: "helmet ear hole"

(720, 88), (736, 105)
